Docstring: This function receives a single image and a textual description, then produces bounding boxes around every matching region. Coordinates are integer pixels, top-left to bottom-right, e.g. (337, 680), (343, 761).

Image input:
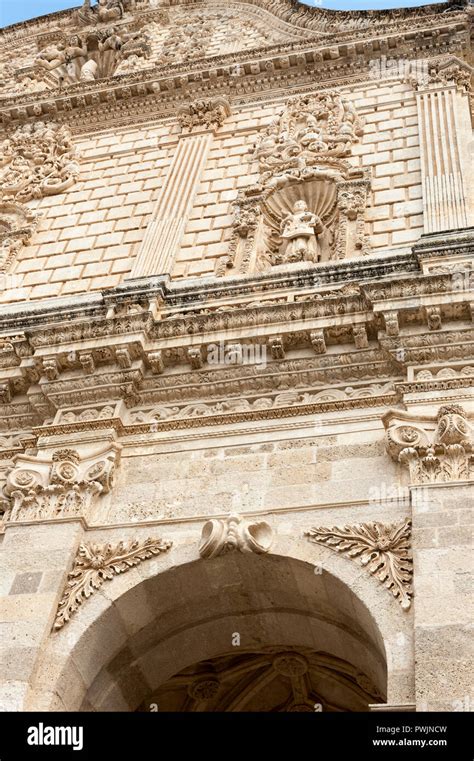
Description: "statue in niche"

(279, 200), (324, 263)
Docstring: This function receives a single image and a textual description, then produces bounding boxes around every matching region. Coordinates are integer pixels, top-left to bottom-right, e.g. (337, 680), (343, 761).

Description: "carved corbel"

(268, 336), (285, 360)
(79, 352), (95, 374)
(310, 329), (326, 354)
(187, 347), (203, 369)
(353, 324), (369, 349)
(116, 347), (132, 369)
(383, 404), (473, 484)
(148, 350), (164, 374)
(199, 513), (274, 558)
(42, 357), (60, 381)
(425, 306), (442, 331)
(383, 311), (400, 337)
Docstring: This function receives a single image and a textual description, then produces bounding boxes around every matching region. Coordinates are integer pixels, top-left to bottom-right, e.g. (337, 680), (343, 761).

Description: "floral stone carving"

(199, 513), (274, 558)
(54, 536), (172, 629)
(4, 444), (121, 522)
(177, 98), (231, 134)
(384, 404), (473, 484)
(0, 122), (79, 203)
(305, 520), (413, 610)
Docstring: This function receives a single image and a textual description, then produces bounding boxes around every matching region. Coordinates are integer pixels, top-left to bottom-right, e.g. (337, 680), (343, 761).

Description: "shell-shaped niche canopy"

(261, 173), (342, 264)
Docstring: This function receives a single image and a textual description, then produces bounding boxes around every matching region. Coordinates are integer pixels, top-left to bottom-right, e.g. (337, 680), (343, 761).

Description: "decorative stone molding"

(199, 513), (274, 558)
(4, 443), (121, 523)
(54, 536), (172, 630)
(384, 404), (473, 484)
(0, 122), (79, 204)
(305, 520), (413, 610)
(177, 97), (231, 134)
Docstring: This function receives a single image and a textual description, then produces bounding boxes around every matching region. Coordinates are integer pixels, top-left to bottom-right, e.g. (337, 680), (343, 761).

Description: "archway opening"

(64, 552), (388, 712)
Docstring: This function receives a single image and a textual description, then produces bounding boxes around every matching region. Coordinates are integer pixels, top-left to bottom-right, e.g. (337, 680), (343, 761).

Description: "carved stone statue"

(36, 43), (67, 71)
(279, 200), (323, 263)
(97, 0), (124, 22)
(80, 59), (98, 81)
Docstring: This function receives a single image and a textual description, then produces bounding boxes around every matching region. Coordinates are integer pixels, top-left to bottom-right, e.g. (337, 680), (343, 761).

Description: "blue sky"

(0, 0), (446, 29)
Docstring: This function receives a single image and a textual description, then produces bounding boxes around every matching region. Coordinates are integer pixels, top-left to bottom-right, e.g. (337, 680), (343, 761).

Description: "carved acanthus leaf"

(305, 520), (413, 610)
(54, 536), (172, 629)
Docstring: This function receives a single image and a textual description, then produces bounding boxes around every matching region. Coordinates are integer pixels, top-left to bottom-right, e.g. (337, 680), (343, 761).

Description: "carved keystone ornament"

(199, 513), (274, 558)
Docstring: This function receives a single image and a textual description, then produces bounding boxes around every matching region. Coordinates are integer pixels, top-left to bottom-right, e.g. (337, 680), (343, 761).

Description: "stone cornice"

(0, 4), (470, 131)
(0, 0), (467, 39)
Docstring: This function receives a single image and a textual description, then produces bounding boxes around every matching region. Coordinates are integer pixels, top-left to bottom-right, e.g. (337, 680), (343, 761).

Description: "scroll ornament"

(5, 445), (120, 522)
(54, 537), (172, 629)
(305, 520), (413, 610)
(199, 513), (274, 558)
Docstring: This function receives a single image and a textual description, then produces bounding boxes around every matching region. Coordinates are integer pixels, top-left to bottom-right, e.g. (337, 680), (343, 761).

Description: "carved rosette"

(384, 404), (473, 484)
(0, 122), (79, 204)
(177, 98), (231, 134)
(305, 520), (413, 610)
(4, 444), (121, 522)
(54, 536), (172, 630)
(199, 513), (274, 558)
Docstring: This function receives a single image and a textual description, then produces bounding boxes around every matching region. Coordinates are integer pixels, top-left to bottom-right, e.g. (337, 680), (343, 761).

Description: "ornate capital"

(177, 97), (231, 134)
(54, 536), (172, 629)
(199, 513), (274, 558)
(384, 404), (473, 484)
(4, 443), (121, 523)
(306, 520), (413, 610)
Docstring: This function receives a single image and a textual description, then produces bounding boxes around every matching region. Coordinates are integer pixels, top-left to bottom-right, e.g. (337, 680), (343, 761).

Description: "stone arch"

(26, 536), (413, 711)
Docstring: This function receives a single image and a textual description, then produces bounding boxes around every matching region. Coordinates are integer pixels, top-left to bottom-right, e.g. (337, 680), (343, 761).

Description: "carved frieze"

(305, 519), (413, 609)
(384, 404), (473, 484)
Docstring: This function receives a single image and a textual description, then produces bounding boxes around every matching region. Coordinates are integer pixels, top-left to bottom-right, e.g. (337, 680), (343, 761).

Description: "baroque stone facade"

(0, 0), (472, 714)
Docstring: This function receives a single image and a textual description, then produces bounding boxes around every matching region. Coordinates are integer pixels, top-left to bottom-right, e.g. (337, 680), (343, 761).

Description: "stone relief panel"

(0, 121), (79, 271)
(217, 90), (370, 276)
